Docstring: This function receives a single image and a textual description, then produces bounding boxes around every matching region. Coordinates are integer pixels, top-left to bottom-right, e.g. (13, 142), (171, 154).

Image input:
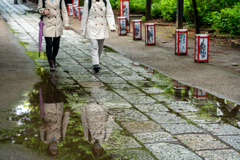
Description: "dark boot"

(93, 65), (100, 73)
(14, 0), (18, 4)
(48, 60), (55, 71)
(54, 59), (57, 68)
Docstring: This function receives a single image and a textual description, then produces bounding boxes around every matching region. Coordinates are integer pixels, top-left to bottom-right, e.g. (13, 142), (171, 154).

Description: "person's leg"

(14, 0), (18, 4)
(98, 39), (105, 61)
(45, 37), (55, 71)
(90, 39), (100, 73)
(52, 36), (61, 67)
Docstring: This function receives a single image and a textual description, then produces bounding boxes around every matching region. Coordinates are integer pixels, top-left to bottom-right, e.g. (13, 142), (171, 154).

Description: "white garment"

(80, 0), (116, 39)
(90, 39), (104, 65)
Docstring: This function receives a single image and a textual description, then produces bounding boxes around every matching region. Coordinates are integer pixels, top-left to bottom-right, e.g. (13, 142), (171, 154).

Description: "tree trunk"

(146, 0), (151, 21)
(192, 0), (200, 34)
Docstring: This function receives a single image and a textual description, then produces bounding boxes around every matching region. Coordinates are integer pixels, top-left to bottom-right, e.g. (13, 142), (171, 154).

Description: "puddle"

(0, 67), (111, 159)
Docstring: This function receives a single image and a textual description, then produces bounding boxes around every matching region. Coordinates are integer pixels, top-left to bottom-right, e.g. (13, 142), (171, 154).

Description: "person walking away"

(80, 0), (116, 73)
(38, 0), (69, 71)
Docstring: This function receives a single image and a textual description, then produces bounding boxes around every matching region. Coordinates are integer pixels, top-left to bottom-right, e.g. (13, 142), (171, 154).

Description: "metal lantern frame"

(67, 4), (73, 16)
(133, 20), (142, 40)
(78, 7), (84, 20)
(173, 80), (186, 89)
(145, 23), (156, 46)
(120, 0), (130, 32)
(72, 6), (78, 18)
(195, 34), (209, 63)
(175, 29), (188, 55)
(193, 88), (207, 99)
(118, 17), (127, 36)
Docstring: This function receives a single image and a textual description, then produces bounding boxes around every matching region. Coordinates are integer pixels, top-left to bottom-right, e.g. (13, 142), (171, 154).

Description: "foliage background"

(109, 0), (240, 34)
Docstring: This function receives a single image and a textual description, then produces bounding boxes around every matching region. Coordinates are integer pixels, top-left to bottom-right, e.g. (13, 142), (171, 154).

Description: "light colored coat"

(38, 0), (69, 37)
(39, 102), (69, 144)
(80, 0), (116, 39)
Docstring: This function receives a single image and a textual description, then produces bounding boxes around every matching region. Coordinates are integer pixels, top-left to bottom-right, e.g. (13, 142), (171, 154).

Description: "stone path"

(1, 1), (240, 159)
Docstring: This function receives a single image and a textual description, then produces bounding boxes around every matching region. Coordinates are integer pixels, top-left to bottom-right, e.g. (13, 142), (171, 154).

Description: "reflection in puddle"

(0, 58), (240, 159)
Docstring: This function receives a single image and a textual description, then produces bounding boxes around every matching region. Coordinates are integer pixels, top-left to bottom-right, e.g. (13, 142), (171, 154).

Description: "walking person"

(38, 0), (69, 71)
(80, 0), (116, 73)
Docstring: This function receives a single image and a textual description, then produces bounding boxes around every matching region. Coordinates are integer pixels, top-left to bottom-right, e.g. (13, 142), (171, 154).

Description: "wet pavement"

(1, 0), (240, 159)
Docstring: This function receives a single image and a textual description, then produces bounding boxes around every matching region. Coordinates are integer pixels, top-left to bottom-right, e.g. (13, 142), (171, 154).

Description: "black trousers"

(45, 37), (61, 62)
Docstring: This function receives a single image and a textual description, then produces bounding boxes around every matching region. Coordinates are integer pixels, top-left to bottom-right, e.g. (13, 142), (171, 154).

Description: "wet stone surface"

(181, 113), (222, 124)
(109, 109), (149, 122)
(147, 112), (188, 124)
(161, 124), (206, 134)
(134, 132), (177, 143)
(145, 143), (202, 160)
(101, 133), (142, 150)
(107, 149), (155, 160)
(2, 1), (240, 159)
(176, 134), (229, 150)
(197, 124), (240, 135)
(168, 102), (200, 113)
(196, 149), (240, 160)
(121, 121), (164, 133)
(135, 103), (169, 113)
(218, 135), (240, 151)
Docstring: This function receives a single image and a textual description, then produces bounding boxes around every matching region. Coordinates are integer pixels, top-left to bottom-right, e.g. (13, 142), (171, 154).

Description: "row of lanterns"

(67, 2), (84, 21)
(118, 0), (209, 63)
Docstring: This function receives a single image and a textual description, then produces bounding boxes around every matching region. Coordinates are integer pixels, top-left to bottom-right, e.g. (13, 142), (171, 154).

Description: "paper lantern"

(195, 34), (209, 63)
(120, 0), (130, 32)
(78, 7), (84, 20)
(193, 88), (207, 99)
(175, 29), (188, 55)
(67, 4), (73, 16)
(118, 17), (127, 36)
(145, 23), (156, 46)
(133, 20), (142, 40)
(73, 6), (78, 18)
(173, 80), (186, 89)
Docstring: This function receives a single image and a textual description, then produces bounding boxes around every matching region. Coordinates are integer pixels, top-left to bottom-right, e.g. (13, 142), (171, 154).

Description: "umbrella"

(39, 87), (45, 118)
(38, 21), (44, 57)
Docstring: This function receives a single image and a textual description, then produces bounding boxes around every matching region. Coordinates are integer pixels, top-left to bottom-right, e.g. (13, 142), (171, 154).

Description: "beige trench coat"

(38, 0), (69, 37)
(80, 0), (116, 39)
(39, 102), (69, 143)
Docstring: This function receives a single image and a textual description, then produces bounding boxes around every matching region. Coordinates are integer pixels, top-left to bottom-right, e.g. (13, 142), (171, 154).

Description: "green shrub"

(211, 3), (240, 35)
(141, 16), (146, 22)
(159, 0), (177, 21)
(109, 0), (116, 8)
(151, 2), (161, 17)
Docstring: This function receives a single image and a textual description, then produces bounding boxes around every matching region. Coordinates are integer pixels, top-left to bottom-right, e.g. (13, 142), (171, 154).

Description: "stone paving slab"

(145, 143), (202, 160)
(135, 103), (169, 113)
(152, 94), (175, 104)
(122, 94), (156, 104)
(176, 134), (229, 151)
(197, 123), (240, 135)
(181, 113), (222, 124)
(218, 135), (240, 151)
(147, 112), (188, 124)
(142, 87), (165, 94)
(134, 132), (177, 144)
(121, 121), (164, 133)
(168, 101), (200, 113)
(78, 81), (105, 88)
(161, 124), (206, 134)
(109, 109), (149, 122)
(107, 149), (155, 160)
(196, 149), (240, 160)
(101, 133), (141, 150)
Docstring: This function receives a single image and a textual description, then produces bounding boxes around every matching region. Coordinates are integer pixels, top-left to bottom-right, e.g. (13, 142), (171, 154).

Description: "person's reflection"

(81, 101), (114, 157)
(174, 88), (182, 101)
(39, 77), (69, 156)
